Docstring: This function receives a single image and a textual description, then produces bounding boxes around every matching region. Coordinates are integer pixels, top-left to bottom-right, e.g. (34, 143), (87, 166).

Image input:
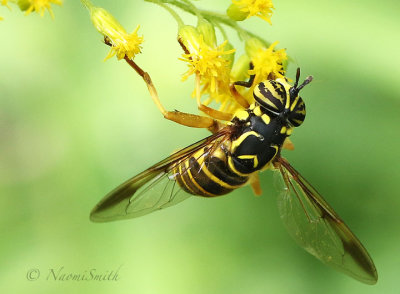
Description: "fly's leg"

(249, 172), (262, 196)
(194, 74), (234, 121)
(282, 138), (295, 150)
(229, 63), (255, 109)
(124, 57), (219, 130)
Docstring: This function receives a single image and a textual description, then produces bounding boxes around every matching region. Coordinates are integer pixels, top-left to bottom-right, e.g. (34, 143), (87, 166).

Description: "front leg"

(124, 57), (218, 130)
(229, 62), (256, 109)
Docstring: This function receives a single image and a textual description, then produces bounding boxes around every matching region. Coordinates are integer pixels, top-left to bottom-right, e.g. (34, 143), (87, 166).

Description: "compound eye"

(253, 80), (287, 114)
(288, 96), (306, 127)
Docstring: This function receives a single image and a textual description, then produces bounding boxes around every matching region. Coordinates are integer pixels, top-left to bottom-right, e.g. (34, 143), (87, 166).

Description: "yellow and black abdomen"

(173, 146), (249, 197)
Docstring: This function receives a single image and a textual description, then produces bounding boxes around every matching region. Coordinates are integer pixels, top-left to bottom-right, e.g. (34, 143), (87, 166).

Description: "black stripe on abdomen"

(174, 154), (249, 197)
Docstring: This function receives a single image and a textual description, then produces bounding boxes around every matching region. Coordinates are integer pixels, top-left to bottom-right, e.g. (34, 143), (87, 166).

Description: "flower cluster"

(82, 0), (287, 116)
(1, 0), (62, 19)
(178, 21), (286, 115)
(178, 22), (235, 109)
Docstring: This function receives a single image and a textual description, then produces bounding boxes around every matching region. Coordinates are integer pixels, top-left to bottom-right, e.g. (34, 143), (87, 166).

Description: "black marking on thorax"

(229, 110), (288, 174)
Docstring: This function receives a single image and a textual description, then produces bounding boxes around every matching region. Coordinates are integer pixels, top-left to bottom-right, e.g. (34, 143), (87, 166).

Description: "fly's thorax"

(228, 108), (290, 175)
(230, 105), (294, 146)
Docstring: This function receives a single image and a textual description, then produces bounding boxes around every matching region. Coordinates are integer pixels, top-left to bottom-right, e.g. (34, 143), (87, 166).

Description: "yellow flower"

(180, 35), (235, 99)
(82, 0), (143, 61)
(232, 0), (274, 23)
(18, 0), (62, 18)
(247, 41), (287, 85)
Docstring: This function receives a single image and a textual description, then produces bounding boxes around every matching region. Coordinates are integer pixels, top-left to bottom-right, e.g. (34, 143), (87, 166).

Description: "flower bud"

(178, 25), (201, 54)
(17, 0), (30, 11)
(196, 18), (217, 47)
(82, 0), (143, 60)
(226, 3), (248, 21)
(90, 7), (126, 40)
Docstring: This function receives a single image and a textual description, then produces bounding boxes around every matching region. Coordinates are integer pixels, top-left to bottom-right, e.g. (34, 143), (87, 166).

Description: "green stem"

(180, 0), (202, 19)
(213, 21), (228, 40)
(152, 0), (270, 45)
(144, 0), (184, 27)
(144, 0), (271, 47)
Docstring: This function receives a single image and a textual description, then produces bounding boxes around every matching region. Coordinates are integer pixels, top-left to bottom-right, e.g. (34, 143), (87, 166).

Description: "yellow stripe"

(261, 114), (270, 124)
(178, 161), (195, 195)
(263, 82), (284, 104)
(285, 91), (291, 109)
(290, 95), (300, 111)
(253, 106), (262, 116)
(235, 110), (249, 121)
(201, 163), (242, 190)
(259, 145), (279, 171)
(238, 154), (259, 168)
(254, 87), (279, 110)
(296, 107), (306, 115)
(228, 145), (279, 175)
(231, 131), (262, 153)
(280, 126), (287, 134)
(210, 147), (226, 161)
(185, 159), (215, 197)
(276, 78), (292, 107)
(194, 146), (241, 190)
(270, 145), (279, 163)
(228, 156), (251, 177)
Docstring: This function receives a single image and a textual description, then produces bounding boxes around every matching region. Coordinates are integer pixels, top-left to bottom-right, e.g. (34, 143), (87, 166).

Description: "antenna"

(294, 68), (301, 89)
(291, 68), (313, 97)
(297, 75), (313, 91)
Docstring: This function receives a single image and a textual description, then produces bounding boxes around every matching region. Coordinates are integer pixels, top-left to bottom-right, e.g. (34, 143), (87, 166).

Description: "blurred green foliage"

(1, 0), (399, 293)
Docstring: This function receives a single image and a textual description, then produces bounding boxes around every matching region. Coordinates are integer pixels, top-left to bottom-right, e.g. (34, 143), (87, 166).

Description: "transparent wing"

(274, 157), (378, 284)
(90, 128), (231, 222)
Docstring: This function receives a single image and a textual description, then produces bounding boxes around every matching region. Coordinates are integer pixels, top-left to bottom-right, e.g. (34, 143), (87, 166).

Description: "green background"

(1, 0), (399, 293)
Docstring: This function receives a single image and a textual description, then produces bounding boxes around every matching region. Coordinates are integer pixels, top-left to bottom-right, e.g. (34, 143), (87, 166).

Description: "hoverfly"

(90, 59), (378, 284)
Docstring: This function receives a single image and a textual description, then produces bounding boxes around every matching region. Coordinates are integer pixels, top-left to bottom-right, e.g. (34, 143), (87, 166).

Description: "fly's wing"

(90, 129), (231, 223)
(274, 157), (378, 284)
